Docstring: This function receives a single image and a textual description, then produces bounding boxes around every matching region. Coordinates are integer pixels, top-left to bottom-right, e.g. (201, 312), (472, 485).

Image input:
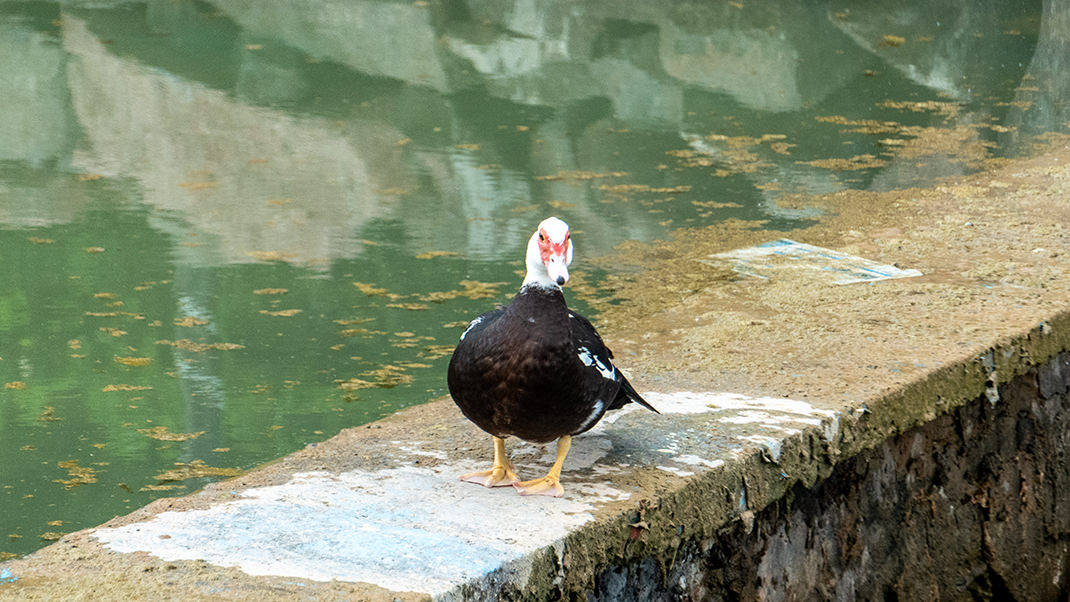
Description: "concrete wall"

(584, 352), (1070, 602)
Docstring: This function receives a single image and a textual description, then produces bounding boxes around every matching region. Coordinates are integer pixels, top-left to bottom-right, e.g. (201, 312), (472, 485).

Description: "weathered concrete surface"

(3, 146), (1070, 600)
(587, 351), (1070, 601)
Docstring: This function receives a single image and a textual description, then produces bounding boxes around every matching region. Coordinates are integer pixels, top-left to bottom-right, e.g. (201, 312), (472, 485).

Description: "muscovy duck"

(447, 217), (657, 497)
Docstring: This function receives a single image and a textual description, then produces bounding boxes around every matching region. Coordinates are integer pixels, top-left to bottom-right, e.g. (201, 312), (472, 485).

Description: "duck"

(447, 216), (657, 497)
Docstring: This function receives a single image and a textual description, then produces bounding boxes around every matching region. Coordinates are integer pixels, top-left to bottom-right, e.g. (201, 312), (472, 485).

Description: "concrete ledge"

(3, 150), (1070, 600)
(587, 349), (1070, 600)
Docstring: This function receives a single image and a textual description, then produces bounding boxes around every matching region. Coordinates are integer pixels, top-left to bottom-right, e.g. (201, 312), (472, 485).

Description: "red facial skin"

(538, 228), (569, 264)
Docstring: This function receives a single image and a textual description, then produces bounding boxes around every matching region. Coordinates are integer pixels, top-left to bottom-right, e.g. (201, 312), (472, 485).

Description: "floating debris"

(174, 316), (209, 328)
(102, 384), (153, 392)
(362, 365), (413, 388)
(353, 282), (392, 296)
(139, 484), (186, 492)
(253, 288), (288, 295)
(85, 311), (145, 320)
(881, 34), (906, 47)
(334, 318), (374, 326)
(692, 200), (744, 209)
(337, 365), (414, 391)
(415, 250), (460, 260)
(259, 309), (302, 317)
(420, 280), (508, 302)
(156, 339), (245, 352)
(798, 154), (886, 171)
(386, 302), (430, 311)
(37, 407), (60, 422)
(769, 142), (795, 155)
(337, 378), (377, 391)
(391, 333), (434, 349)
(878, 100), (961, 119)
(114, 356), (152, 367)
(535, 170), (629, 181)
(597, 183), (692, 195)
(54, 460), (98, 489)
(138, 426), (206, 442)
(420, 345), (455, 360)
(153, 460), (242, 482)
(4, 381), (26, 390)
(815, 115), (900, 135)
(246, 250), (294, 262)
(338, 327), (386, 337)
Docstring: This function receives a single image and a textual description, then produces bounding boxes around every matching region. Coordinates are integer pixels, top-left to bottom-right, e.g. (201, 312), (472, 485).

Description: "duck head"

(523, 216), (573, 289)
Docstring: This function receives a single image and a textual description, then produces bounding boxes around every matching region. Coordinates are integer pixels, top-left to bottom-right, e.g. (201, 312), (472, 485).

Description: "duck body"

(448, 284), (647, 445)
(446, 216), (656, 497)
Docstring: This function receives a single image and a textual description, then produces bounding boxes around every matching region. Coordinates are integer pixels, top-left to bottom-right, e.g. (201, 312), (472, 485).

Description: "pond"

(1, 0), (1062, 558)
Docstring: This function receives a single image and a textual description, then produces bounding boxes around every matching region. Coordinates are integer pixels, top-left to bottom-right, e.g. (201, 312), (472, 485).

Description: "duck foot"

(460, 466), (519, 487)
(513, 435), (571, 497)
(513, 475), (564, 497)
(460, 436), (520, 487)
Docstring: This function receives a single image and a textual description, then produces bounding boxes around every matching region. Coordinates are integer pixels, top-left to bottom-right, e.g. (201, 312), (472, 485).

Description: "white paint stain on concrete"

(605, 391), (831, 422)
(674, 454), (725, 469)
(393, 440), (450, 460)
(656, 465), (696, 477)
(94, 461), (628, 597)
(739, 434), (785, 462)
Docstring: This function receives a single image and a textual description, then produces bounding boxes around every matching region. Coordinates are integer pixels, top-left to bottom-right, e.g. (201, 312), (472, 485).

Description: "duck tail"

(621, 376), (658, 414)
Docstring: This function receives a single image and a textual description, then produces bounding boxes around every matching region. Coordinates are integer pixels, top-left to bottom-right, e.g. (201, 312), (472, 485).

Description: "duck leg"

(514, 435), (571, 497)
(460, 436), (520, 487)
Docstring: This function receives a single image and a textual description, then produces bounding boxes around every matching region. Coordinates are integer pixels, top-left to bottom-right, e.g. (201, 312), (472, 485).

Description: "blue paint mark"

(0, 568), (17, 584)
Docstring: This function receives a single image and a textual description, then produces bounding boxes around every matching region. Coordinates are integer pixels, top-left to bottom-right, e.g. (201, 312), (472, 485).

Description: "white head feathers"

(523, 217), (573, 289)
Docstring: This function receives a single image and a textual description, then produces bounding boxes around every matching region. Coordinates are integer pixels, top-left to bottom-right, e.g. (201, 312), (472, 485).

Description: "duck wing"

(457, 306), (506, 343)
(568, 311), (658, 415)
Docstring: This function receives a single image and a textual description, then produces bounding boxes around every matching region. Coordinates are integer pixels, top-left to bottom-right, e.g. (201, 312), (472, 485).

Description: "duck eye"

(538, 232), (545, 241)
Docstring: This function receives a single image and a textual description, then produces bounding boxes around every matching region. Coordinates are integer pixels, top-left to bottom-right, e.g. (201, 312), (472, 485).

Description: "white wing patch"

(574, 399), (606, 433)
(577, 346), (616, 380)
(460, 316), (483, 341)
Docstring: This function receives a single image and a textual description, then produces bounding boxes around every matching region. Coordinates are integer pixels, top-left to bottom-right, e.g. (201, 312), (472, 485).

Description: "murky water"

(2, 0), (1063, 558)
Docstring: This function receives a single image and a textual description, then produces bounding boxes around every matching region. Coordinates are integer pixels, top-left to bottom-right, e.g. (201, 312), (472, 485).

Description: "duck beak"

(546, 252), (569, 286)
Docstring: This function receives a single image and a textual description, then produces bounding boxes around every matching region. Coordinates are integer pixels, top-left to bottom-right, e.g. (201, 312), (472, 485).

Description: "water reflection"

(0, 0), (1063, 558)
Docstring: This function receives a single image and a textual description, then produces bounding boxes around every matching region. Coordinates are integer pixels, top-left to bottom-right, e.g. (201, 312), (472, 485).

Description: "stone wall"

(588, 352), (1070, 601)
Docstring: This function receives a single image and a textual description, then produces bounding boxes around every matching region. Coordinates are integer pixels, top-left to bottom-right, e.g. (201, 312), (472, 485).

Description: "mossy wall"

(583, 351), (1070, 601)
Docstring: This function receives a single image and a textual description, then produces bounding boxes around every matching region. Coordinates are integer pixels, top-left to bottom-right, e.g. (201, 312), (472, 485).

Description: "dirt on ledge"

(587, 147), (1070, 410)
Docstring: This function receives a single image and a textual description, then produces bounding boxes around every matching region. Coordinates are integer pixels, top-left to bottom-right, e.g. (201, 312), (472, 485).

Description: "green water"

(1, 0), (1061, 558)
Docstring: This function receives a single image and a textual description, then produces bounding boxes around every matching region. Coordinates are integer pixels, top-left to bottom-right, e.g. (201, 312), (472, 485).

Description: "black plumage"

(448, 286), (654, 444)
(446, 216), (656, 496)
